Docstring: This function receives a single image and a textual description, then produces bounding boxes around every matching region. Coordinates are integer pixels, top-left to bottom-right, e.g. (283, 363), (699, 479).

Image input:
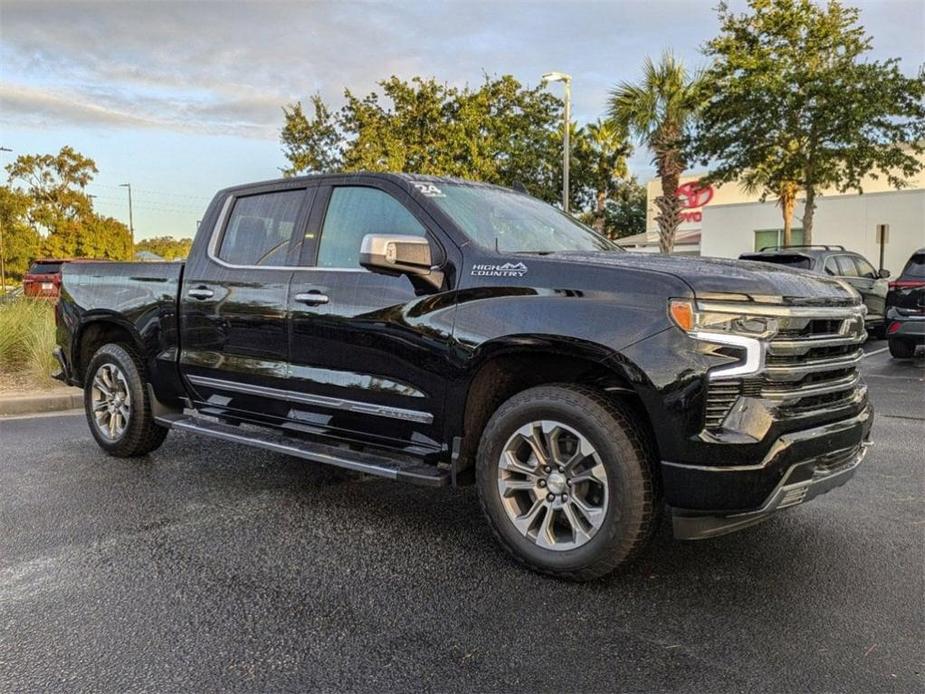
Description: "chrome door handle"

(294, 291), (329, 305)
(187, 287), (214, 300)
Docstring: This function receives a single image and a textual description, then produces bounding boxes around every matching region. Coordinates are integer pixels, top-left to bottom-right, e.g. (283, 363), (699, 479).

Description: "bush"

(0, 298), (57, 383)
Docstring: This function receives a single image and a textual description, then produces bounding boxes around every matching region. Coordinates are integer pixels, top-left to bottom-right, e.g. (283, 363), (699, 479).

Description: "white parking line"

(863, 346), (889, 358)
(0, 408), (84, 421)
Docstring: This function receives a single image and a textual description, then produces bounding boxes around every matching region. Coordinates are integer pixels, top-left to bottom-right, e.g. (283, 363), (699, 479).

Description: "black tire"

(84, 343), (168, 457)
(888, 337), (915, 359)
(475, 384), (661, 581)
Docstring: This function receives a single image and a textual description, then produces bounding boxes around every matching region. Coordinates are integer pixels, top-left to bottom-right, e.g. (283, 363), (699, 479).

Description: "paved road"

(1, 349), (922, 692)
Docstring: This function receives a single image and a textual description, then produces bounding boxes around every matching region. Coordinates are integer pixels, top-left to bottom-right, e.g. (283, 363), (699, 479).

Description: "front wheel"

(476, 384), (661, 581)
(84, 343), (168, 457)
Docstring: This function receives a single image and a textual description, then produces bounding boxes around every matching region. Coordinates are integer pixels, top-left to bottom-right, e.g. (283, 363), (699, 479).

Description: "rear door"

(179, 183), (315, 424)
(285, 180), (458, 455)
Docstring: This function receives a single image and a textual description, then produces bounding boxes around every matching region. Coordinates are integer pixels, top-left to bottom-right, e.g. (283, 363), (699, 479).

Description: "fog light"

(887, 321), (902, 334)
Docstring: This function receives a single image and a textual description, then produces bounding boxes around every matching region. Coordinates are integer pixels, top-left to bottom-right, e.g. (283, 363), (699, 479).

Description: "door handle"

(294, 291), (329, 305)
(187, 287), (214, 300)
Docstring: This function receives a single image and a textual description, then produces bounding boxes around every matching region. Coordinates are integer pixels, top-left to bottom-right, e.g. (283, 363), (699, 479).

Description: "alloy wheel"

(90, 363), (132, 441)
(497, 420), (609, 551)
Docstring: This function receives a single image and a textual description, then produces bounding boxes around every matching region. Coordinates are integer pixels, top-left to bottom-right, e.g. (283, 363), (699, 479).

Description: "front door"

(179, 184), (314, 424)
(286, 182), (458, 457)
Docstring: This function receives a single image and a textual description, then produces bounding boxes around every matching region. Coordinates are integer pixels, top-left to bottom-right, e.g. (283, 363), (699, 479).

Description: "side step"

(155, 414), (450, 487)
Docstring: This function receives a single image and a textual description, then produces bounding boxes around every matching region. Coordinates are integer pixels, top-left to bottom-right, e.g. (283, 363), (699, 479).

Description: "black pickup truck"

(54, 173), (873, 579)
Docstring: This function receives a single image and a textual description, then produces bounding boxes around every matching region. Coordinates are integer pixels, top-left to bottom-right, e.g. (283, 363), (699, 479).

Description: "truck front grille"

(704, 306), (867, 430)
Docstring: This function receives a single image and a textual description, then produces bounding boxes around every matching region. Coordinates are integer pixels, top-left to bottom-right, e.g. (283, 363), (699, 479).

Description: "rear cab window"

(216, 189), (306, 267)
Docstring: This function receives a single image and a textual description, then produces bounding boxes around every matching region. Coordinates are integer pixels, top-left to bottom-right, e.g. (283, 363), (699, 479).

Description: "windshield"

(428, 184), (619, 253)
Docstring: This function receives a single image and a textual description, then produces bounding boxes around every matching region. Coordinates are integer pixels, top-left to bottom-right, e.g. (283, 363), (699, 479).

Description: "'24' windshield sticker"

(412, 182), (445, 197)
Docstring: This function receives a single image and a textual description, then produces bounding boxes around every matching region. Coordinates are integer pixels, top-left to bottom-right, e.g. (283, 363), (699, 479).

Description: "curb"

(0, 388), (84, 417)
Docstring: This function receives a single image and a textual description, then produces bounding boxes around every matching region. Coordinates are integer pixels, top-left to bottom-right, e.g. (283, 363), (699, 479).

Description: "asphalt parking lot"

(1, 342), (922, 693)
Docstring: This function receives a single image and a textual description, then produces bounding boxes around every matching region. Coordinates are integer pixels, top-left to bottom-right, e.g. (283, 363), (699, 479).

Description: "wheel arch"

(72, 312), (145, 385)
(450, 335), (659, 479)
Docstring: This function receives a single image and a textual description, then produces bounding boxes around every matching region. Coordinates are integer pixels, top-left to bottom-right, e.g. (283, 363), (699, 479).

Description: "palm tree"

(608, 53), (699, 254)
(583, 120), (630, 235)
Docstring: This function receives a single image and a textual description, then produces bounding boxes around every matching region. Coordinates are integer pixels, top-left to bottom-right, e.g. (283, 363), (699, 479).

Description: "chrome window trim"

(206, 193), (368, 274)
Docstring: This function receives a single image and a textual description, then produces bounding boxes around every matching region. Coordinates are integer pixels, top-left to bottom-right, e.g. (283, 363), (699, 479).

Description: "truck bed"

(57, 261), (185, 394)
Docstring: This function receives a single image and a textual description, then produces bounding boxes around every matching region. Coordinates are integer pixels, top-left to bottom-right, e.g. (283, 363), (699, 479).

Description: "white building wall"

(700, 189), (925, 276)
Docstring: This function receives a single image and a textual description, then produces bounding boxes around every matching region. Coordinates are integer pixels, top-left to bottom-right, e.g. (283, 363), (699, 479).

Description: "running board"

(155, 414), (449, 487)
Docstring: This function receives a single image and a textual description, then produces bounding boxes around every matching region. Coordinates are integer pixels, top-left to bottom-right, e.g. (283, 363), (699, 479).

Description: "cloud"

(2, 0), (922, 150)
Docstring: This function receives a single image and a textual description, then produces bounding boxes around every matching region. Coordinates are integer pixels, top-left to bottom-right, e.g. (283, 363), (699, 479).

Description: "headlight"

(668, 299), (778, 338)
(669, 299), (767, 379)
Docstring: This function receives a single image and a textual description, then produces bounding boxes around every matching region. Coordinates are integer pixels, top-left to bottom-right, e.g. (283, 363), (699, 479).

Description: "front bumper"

(669, 405), (873, 539)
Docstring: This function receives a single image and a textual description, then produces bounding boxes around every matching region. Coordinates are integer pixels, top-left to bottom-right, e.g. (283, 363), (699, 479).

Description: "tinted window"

(740, 253), (811, 269)
(217, 190), (304, 266)
(853, 255), (878, 279)
(28, 262), (63, 275)
(834, 255), (858, 277)
(901, 254), (925, 279)
(317, 187), (426, 268)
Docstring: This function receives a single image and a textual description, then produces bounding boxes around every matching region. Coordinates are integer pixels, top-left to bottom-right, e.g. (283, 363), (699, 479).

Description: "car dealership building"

(623, 157), (925, 275)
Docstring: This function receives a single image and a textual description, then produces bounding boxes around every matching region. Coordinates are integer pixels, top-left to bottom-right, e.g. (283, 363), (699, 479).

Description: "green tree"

(0, 186), (41, 284)
(696, 0), (925, 245)
(572, 120), (631, 232)
(135, 236), (193, 260)
(280, 95), (341, 175)
(609, 53), (700, 254)
(6, 146), (96, 243)
(5, 147), (132, 260)
(280, 75), (564, 203)
(605, 177), (648, 239)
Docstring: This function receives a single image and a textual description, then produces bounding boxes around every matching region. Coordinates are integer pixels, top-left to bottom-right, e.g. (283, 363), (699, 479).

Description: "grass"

(0, 297), (58, 390)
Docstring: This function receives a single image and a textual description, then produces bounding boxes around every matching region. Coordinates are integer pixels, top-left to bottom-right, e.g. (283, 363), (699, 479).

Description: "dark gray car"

(740, 245), (890, 334)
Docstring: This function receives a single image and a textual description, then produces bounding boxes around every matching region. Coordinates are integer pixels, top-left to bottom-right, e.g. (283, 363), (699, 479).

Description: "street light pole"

(119, 183), (134, 259)
(0, 146), (12, 293)
(542, 72), (572, 212)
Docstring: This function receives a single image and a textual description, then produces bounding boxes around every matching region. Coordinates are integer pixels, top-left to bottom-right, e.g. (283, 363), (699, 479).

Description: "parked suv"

(740, 245), (889, 335)
(885, 248), (925, 358)
(53, 174), (873, 580)
(23, 259), (66, 298)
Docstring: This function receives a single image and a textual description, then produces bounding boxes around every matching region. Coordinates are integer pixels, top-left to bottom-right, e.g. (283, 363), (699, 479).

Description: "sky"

(2, 0), (923, 242)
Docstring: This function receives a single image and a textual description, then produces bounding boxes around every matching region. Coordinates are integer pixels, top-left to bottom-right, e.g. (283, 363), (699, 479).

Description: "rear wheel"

(476, 384), (661, 581)
(888, 337), (916, 359)
(84, 343), (168, 457)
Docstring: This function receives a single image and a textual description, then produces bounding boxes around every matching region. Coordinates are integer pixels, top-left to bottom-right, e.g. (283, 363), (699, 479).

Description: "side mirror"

(359, 234), (442, 288)
(878, 268), (891, 279)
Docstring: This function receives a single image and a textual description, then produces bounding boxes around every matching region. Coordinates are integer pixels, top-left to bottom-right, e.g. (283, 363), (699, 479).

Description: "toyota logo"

(677, 181), (714, 209)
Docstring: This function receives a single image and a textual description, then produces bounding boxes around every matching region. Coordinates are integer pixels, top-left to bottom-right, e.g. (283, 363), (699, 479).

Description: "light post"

(542, 72), (572, 212)
(0, 146), (12, 293)
(119, 183), (134, 259)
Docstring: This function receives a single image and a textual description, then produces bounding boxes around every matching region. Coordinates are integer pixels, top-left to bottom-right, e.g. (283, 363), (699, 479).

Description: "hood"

(538, 251), (859, 306)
